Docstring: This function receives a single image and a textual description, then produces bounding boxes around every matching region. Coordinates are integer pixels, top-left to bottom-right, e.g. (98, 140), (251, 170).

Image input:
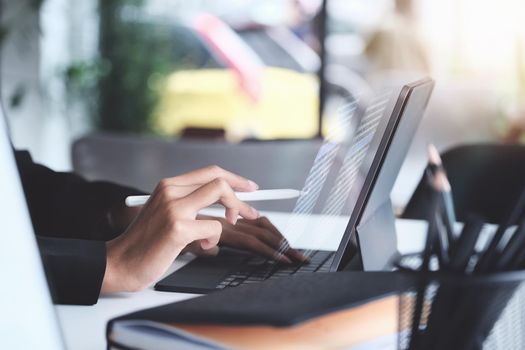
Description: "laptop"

(155, 78), (435, 294)
(0, 109), (65, 349)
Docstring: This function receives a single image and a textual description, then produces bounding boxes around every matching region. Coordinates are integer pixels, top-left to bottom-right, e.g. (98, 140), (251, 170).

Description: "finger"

(286, 247), (310, 263)
(225, 208), (239, 225)
(255, 216), (283, 238)
(235, 222), (307, 263)
(181, 241), (220, 257)
(153, 184), (201, 202)
(274, 239), (309, 263)
(240, 216), (286, 242)
(177, 178), (259, 220)
(229, 234), (292, 264)
(150, 182), (199, 212)
(164, 165), (259, 191)
(235, 222), (283, 249)
(203, 245), (220, 255)
(195, 221), (222, 250)
(242, 217), (310, 262)
(171, 219), (222, 250)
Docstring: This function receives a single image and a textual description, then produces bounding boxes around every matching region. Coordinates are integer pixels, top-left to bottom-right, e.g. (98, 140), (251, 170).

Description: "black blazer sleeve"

(15, 150), (144, 305)
(15, 150), (143, 241)
(37, 237), (107, 305)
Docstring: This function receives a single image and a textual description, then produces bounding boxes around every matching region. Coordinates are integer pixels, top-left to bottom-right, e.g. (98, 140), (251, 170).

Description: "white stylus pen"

(125, 189), (305, 207)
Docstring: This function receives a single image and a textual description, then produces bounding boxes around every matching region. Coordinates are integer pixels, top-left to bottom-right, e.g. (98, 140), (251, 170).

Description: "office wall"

(1, 0), (45, 163)
(1, 0), (98, 171)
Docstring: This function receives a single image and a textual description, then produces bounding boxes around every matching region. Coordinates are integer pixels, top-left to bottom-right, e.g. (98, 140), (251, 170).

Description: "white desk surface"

(56, 209), (430, 350)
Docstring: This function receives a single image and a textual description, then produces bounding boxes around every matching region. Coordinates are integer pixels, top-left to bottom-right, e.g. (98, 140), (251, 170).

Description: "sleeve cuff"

(37, 237), (107, 305)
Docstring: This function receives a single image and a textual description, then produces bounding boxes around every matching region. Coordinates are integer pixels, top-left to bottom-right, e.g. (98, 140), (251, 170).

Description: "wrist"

(102, 237), (142, 293)
(101, 239), (121, 293)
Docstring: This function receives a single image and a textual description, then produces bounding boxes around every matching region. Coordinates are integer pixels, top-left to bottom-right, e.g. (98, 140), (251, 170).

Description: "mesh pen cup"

(396, 258), (525, 350)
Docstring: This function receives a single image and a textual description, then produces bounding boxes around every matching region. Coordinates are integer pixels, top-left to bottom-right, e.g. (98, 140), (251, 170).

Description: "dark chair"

(402, 144), (525, 224)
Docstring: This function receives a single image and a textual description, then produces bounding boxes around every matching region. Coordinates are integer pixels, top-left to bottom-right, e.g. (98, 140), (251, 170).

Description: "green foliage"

(0, 0), (46, 110)
(9, 84), (26, 109)
(64, 59), (110, 122)
(97, 0), (176, 134)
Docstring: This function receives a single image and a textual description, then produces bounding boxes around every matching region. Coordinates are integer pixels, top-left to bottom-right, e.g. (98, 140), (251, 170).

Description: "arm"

(15, 150), (142, 304)
(102, 166), (308, 293)
(102, 166), (261, 292)
(16, 156), (261, 300)
(15, 150), (144, 241)
(16, 152), (304, 301)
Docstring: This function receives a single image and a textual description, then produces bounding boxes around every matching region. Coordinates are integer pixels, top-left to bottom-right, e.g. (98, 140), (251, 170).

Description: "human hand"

(186, 215), (309, 264)
(107, 166), (259, 231)
(101, 166), (259, 293)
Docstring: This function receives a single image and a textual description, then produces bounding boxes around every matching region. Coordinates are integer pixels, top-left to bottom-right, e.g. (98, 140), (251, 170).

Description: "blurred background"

(1, 0), (524, 211)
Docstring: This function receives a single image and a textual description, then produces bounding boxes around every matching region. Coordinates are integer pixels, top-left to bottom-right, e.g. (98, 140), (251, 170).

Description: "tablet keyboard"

(155, 248), (336, 294)
(216, 250), (335, 289)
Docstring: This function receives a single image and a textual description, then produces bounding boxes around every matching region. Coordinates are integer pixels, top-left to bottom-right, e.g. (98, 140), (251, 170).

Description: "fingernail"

(248, 180), (259, 190)
(251, 207), (259, 217)
(292, 249), (309, 262)
(281, 256), (293, 264)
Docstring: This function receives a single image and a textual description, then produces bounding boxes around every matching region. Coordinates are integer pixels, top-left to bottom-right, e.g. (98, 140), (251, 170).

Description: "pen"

(506, 224), (525, 270)
(448, 214), (484, 273)
(433, 214), (450, 266)
(421, 169), (443, 271)
(474, 187), (525, 273)
(490, 216), (525, 272)
(427, 144), (456, 248)
(425, 145), (453, 266)
(409, 179), (440, 350)
(125, 189), (306, 207)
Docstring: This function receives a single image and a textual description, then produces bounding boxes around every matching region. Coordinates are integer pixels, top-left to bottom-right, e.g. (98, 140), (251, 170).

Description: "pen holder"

(396, 255), (525, 350)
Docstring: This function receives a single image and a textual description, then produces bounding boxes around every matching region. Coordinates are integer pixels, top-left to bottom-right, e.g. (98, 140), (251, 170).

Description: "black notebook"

(107, 271), (414, 349)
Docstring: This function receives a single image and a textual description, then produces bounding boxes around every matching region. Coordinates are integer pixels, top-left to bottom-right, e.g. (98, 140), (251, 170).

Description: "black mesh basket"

(396, 255), (525, 350)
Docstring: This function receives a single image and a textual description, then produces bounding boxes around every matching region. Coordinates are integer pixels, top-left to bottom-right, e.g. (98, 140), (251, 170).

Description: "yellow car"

(153, 67), (319, 140)
(151, 14), (321, 140)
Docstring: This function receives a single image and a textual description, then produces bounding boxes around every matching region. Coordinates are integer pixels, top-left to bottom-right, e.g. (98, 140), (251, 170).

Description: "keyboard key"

(277, 267), (299, 273)
(246, 276), (266, 282)
(246, 257), (267, 265)
(229, 278), (245, 286)
(215, 250), (336, 289)
(242, 280), (260, 284)
(272, 272), (292, 278)
(267, 275), (282, 280)
(297, 266), (316, 272)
